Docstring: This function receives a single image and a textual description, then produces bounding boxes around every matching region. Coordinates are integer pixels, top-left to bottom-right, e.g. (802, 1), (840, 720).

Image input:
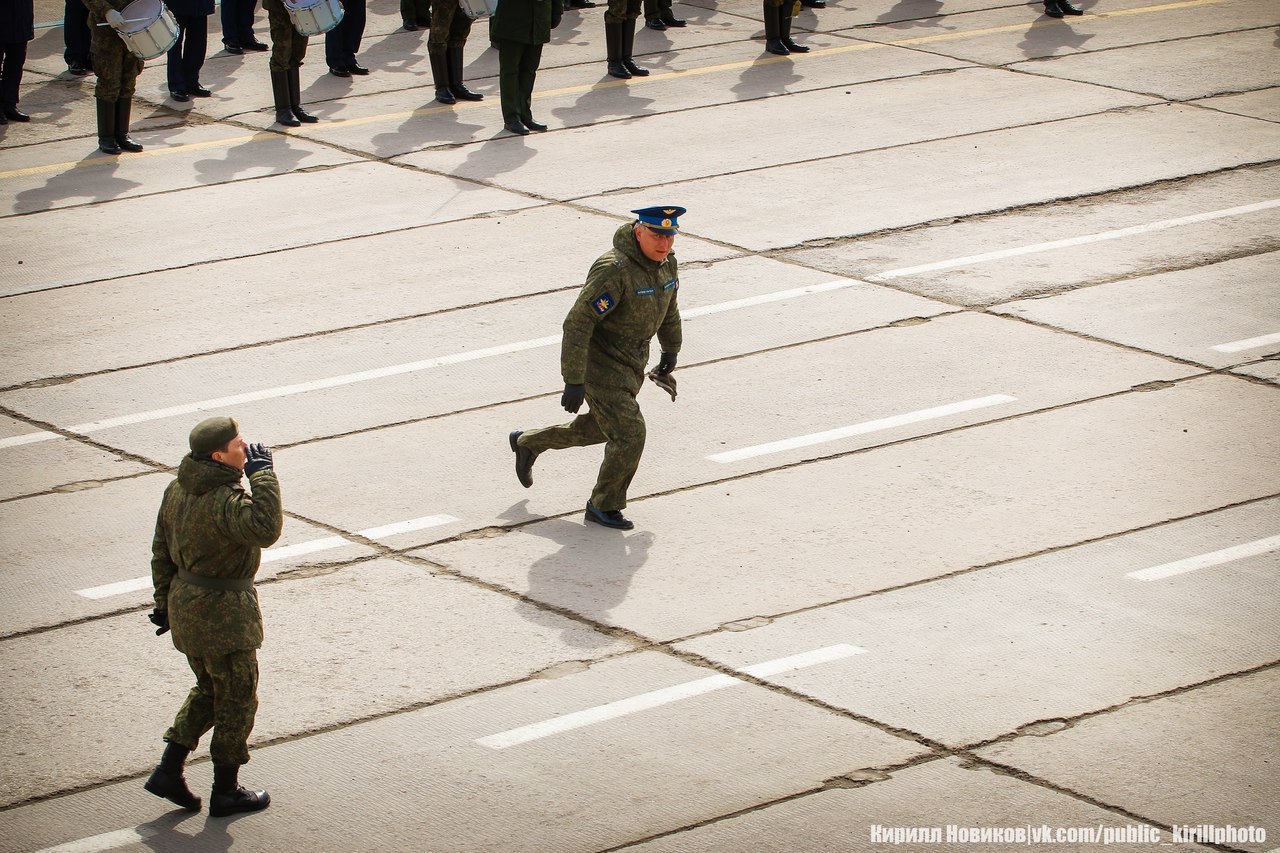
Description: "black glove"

(561, 383), (585, 414)
(244, 442), (274, 475)
(552, 12), (562, 27)
(149, 609), (170, 636)
(655, 352), (677, 376)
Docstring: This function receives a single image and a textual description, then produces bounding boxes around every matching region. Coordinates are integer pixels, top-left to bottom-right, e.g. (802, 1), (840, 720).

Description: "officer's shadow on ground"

(131, 807), (232, 853)
(1019, 3), (1095, 57)
(13, 154), (143, 211)
(502, 508), (655, 651)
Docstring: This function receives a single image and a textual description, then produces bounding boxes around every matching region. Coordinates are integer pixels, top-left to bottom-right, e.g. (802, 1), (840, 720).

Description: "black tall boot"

(287, 67), (318, 123)
(209, 764), (270, 818)
(605, 22), (630, 78)
(447, 45), (484, 100)
(1054, 0), (1084, 13)
(1043, 0), (1065, 15)
(779, 4), (810, 52)
(144, 742), (201, 811)
(96, 99), (121, 154)
(270, 69), (300, 126)
(429, 51), (455, 104)
(763, 4), (788, 55)
(620, 18), (649, 76)
(114, 99), (144, 151)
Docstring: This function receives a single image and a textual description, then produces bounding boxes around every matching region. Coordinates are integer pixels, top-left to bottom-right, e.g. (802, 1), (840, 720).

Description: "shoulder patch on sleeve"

(593, 292), (616, 316)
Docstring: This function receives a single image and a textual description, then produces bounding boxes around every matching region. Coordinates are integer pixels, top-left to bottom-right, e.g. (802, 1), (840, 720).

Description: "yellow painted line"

(0, 0), (1226, 183)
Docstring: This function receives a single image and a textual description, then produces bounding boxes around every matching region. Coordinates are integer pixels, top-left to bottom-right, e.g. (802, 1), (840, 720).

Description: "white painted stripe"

(75, 514), (458, 600)
(707, 394), (1017, 463)
(1, 282), (864, 452)
(1126, 534), (1280, 581)
(1210, 331), (1280, 354)
(868, 199), (1280, 281)
(34, 827), (153, 853)
(477, 644), (866, 749)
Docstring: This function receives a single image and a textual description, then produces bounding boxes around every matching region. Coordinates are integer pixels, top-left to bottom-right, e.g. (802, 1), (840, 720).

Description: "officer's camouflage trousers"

(165, 649), (259, 766)
(520, 385), (646, 512)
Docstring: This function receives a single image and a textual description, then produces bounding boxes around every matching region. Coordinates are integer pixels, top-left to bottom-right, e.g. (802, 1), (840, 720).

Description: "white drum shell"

(116, 0), (179, 60)
(282, 0), (345, 36)
(458, 0), (498, 20)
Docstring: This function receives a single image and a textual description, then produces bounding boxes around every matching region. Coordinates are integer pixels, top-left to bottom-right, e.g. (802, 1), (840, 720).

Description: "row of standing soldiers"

(31, 0), (830, 151)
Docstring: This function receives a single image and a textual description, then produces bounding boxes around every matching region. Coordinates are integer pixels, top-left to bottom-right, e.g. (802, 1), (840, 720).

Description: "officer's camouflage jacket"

(151, 456), (283, 657)
(561, 222), (683, 394)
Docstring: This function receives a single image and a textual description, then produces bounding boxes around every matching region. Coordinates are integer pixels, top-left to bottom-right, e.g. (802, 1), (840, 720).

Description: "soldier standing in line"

(427, 0), (483, 105)
(763, 0), (809, 55)
(82, 0), (148, 153)
(144, 417), (282, 817)
(262, 0), (318, 126)
(642, 0), (683, 31)
(490, 0), (563, 136)
(510, 207), (685, 531)
(400, 0), (429, 31)
(603, 0), (647, 78)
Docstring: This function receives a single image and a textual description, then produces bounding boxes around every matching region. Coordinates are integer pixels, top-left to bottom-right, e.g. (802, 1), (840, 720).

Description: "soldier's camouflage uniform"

(152, 455), (283, 766)
(519, 222), (682, 511)
(80, 0), (144, 101)
(261, 0), (308, 72)
(604, 0), (641, 23)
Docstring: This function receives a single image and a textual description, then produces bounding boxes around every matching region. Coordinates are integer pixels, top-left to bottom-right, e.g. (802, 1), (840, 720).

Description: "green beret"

(189, 416), (240, 456)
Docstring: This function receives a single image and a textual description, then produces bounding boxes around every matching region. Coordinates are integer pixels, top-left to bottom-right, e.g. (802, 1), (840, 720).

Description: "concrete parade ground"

(1, 0), (1278, 849)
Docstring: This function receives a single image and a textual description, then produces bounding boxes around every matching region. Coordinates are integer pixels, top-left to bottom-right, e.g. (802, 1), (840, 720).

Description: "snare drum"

(281, 0), (344, 36)
(113, 0), (179, 60)
(458, 0), (498, 20)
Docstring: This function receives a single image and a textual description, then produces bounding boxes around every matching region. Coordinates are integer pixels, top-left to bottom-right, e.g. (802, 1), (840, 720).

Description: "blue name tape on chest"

(635, 287), (655, 297)
(662, 278), (678, 291)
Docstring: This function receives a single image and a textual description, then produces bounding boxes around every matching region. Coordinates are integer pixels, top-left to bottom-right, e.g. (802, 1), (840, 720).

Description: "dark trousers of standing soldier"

(325, 0), (367, 74)
(63, 0), (91, 72)
(220, 0), (263, 49)
(494, 39), (543, 129)
(400, 0), (430, 29)
(167, 13), (209, 97)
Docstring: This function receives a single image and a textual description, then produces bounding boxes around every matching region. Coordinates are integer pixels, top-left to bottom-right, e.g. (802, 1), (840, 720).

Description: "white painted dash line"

(477, 643), (866, 749)
(868, 199), (1280, 281)
(707, 394), (1017, 463)
(34, 827), (154, 853)
(1126, 534), (1280, 581)
(1210, 331), (1280, 354)
(74, 514), (458, 600)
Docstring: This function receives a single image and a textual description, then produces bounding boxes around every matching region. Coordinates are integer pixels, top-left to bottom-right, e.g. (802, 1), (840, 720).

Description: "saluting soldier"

(144, 417), (282, 817)
(510, 206), (686, 531)
(82, 0), (146, 153)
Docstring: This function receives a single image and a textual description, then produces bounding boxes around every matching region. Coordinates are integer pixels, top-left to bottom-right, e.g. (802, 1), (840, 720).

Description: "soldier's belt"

(177, 568), (255, 592)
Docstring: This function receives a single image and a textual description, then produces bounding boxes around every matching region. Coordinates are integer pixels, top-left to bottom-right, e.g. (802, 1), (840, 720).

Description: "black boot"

(1043, 0), (1065, 15)
(270, 70), (300, 126)
(447, 45), (484, 101)
(287, 67), (318, 123)
(605, 22), (630, 78)
(779, 4), (810, 52)
(96, 99), (120, 154)
(114, 99), (144, 152)
(209, 764), (270, 818)
(429, 51), (455, 104)
(144, 742), (201, 811)
(1055, 0), (1083, 13)
(763, 4), (788, 55)
(620, 19), (649, 76)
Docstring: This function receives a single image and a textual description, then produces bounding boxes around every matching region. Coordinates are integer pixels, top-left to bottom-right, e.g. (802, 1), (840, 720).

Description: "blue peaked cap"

(631, 206), (686, 235)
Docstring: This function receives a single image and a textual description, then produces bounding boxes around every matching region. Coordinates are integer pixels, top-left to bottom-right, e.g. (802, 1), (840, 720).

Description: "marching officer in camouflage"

(510, 206), (685, 530)
(82, 0), (146, 153)
(145, 416), (282, 817)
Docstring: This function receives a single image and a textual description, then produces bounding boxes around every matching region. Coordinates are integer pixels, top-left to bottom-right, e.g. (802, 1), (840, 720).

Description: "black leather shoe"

(504, 119), (529, 135)
(800, 0), (826, 6)
(145, 766), (202, 811)
(210, 785), (270, 818)
(585, 500), (633, 530)
(68, 61), (90, 76)
(188, 85), (212, 97)
(521, 115), (547, 131)
(4, 106), (31, 121)
(1044, 1), (1064, 15)
(661, 15), (686, 26)
(509, 431), (537, 487)
(170, 90), (190, 101)
(403, 19), (417, 29)
(244, 38), (269, 51)
(329, 66), (351, 77)
(1056, 0), (1084, 13)
(645, 17), (665, 29)
(348, 62), (370, 75)
(607, 60), (631, 79)
(567, 0), (598, 7)
(223, 41), (244, 54)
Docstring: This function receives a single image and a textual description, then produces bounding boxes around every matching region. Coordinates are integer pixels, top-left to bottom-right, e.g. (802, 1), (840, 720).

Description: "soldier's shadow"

(12, 157), (143, 212)
(510, 513), (654, 649)
(131, 808), (232, 853)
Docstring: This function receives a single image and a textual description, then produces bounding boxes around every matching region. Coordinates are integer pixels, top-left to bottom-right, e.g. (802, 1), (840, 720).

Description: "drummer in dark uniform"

(82, 0), (146, 153)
